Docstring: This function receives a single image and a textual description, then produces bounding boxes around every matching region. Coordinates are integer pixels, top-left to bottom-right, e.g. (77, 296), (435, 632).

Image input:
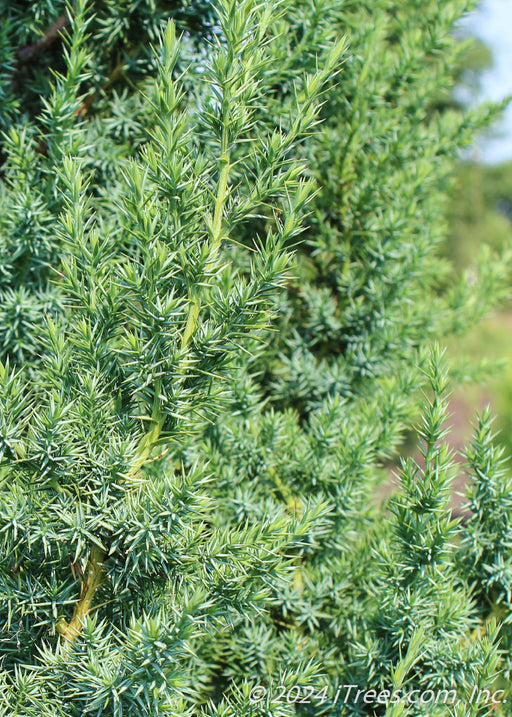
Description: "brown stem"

(15, 15), (70, 63)
(76, 58), (126, 118)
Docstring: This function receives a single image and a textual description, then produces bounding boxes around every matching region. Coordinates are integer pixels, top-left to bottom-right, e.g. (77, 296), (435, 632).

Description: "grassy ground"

(448, 308), (512, 451)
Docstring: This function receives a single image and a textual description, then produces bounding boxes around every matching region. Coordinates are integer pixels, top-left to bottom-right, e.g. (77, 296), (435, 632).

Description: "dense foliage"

(1, 0), (512, 715)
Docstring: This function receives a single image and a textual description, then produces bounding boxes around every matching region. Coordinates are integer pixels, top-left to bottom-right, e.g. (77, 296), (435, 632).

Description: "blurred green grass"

(446, 160), (512, 454)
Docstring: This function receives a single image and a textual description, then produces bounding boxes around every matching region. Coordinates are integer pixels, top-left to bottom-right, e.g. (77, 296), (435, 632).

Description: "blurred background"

(445, 0), (512, 460)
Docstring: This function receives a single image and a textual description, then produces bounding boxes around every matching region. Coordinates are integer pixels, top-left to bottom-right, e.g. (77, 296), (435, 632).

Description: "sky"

(462, 0), (512, 164)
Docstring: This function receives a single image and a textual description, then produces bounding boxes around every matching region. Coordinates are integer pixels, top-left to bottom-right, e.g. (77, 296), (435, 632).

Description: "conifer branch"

(1, 0), (511, 711)
(57, 547), (107, 643)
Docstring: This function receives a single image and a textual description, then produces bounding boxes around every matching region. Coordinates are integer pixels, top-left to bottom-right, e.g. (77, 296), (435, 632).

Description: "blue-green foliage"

(0, 0), (511, 715)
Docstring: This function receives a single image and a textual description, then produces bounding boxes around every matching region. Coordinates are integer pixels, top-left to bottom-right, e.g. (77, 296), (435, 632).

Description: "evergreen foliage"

(0, 0), (512, 715)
